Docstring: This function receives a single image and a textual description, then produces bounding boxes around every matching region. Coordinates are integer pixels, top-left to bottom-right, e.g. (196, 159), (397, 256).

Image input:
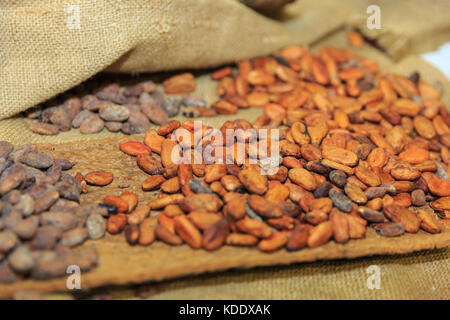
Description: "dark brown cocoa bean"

(314, 181), (332, 198)
(49, 107), (72, 130)
(29, 123), (60, 135)
(357, 207), (386, 223)
(40, 212), (78, 231)
(30, 225), (62, 250)
(86, 213), (106, 240)
(0, 230), (18, 254)
(31, 250), (66, 280)
(55, 181), (80, 202)
(0, 164), (26, 195)
(329, 189), (353, 213)
(411, 189), (426, 206)
(329, 170), (347, 187)
(60, 227), (89, 247)
(8, 245), (34, 274)
(34, 188), (59, 213)
(13, 216), (39, 240)
(141, 101), (169, 125)
(0, 141), (13, 159)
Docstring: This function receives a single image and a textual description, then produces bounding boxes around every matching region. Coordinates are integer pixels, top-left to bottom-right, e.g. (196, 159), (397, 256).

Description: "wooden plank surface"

(0, 135), (449, 298)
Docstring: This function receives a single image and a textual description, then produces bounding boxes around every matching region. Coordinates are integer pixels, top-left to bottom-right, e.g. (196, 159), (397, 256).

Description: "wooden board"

(0, 135), (449, 298)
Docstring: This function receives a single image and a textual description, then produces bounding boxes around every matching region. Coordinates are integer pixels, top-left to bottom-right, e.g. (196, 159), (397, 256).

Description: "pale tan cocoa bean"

(144, 129), (165, 154)
(163, 73), (196, 94)
(160, 177), (180, 193)
(205, 164), (227, 183)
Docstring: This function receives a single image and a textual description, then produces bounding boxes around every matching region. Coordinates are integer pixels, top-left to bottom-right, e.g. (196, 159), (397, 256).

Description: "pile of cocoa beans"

(26, 73), (215, 136)
(0, 142), (108, 283)
(100, 43), (450, 252)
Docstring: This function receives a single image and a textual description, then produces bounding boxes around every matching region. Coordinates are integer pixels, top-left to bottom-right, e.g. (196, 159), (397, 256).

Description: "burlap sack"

(347, 0), (450, 61)
(0, 0), (354, 120)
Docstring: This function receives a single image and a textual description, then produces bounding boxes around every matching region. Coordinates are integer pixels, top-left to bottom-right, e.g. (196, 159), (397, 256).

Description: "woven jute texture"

(129, 30), (450, 301)
(347, 0), (450, 61)
(0, 0), (352, 120)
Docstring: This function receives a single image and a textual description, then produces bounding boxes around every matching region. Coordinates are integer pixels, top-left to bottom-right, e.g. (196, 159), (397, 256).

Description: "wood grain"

(0, 135), (449, 298)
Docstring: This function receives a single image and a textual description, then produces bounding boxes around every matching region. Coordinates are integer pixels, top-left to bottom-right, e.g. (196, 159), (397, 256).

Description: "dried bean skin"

(373, 223), (405, 237)
(154, 225), (183, 246)
(357, 207), (385, 223)
(189, 179), (213, 194)
(84, 171), (114, 186)
(329, 170), (347, 187)
(383, 204), (420, 233)
(202, 218), (229, 251)
(329, 189), (353, 213)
